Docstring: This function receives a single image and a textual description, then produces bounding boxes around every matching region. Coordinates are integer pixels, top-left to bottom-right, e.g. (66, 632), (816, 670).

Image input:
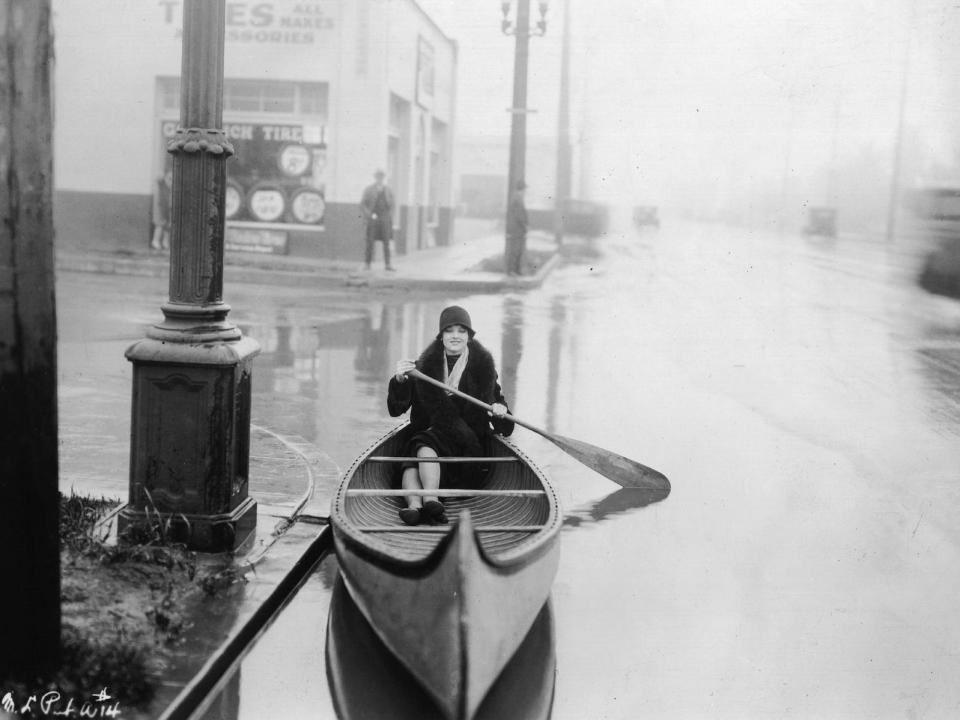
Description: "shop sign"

(225, 226), (289, 254)
(159, 1), (337, 45)
(160, 120), (328, 230)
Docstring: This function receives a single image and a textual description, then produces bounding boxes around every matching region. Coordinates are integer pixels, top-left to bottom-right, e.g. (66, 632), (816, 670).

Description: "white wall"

(51, 0), (454, 209)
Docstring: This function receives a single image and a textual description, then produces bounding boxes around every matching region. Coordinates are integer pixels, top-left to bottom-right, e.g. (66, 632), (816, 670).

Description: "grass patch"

(1, 491), (248, 714)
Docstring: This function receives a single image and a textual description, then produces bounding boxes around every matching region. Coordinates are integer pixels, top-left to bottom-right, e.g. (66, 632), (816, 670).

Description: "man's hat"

(374, 169), (386, 178)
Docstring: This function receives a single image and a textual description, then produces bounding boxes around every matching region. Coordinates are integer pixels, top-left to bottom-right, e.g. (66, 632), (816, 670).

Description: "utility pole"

(122, 0), (259, 551)
(886, 0), (915, 244)
(506, 0), (531, 205)
(502, 1), (547, 262)
(554, 0), (572, 243)
(0, 0), (60, 677)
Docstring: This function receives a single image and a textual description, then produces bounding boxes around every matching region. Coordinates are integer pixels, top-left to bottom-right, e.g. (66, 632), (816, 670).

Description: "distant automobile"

(802, 206), (837, 238)
(910, 186), (960, 300)
(561, 198), (610, 237)
(633, 206), (660, 228)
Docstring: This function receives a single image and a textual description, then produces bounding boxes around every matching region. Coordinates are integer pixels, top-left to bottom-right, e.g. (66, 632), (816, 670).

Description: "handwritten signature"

(1, 688), (121, 717)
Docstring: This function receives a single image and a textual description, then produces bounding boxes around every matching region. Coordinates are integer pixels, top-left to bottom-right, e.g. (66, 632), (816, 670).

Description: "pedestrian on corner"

(360, 169), (396, 271)
(150, 169), (172, 252)
(388, 306), (514, 526)
(505, 179), (528, 276)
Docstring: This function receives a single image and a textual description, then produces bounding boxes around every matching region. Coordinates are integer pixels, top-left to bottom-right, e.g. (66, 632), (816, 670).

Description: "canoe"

(325, 574), (557, 720)
(330, 422), (562, 720)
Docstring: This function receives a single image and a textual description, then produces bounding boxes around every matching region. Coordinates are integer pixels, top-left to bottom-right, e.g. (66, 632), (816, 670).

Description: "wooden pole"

(886, 0), (915, 244)
(0, 0), (60, 677)
(505, 0), (531, 261)
(554, 0), (572, 242)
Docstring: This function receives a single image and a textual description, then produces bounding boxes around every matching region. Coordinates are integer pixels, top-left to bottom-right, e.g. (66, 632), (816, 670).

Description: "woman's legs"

(398, 442), (446, 525)
(401, 466), (423, 510)
(416, 445), (441, 506)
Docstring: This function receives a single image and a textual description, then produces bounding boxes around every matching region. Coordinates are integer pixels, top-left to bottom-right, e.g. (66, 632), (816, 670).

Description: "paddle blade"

(547, 433), (671, 492)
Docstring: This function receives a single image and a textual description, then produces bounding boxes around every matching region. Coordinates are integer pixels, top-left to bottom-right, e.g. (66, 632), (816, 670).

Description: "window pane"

(225, 80), (263, 113)
(299, 84), (328, 118)
(262, 83), (295, 114)
(159, 78), (180, 112)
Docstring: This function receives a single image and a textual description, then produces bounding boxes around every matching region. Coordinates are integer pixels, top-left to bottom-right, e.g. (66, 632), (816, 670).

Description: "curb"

(55, 241), (561, 294)
(55, 253), (350, 290)
(344, 251), (561, 293)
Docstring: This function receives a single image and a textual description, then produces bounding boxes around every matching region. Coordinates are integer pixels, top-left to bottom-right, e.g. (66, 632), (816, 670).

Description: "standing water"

(58, 214), (960, 718)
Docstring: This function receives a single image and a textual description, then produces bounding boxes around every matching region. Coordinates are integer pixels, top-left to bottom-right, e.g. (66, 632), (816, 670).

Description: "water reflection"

(915, 324), (960, 428)
(325, 576), (556, 720)
(196, 670), (240, 720)
(545, 296), (566, 434)
(563, 486), (671, 528)
(499, 295), (524, 408)
(354, 302), (391, 384)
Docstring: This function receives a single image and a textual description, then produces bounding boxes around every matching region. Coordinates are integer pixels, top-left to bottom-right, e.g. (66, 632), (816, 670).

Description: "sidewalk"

(55, 230), (560, 293)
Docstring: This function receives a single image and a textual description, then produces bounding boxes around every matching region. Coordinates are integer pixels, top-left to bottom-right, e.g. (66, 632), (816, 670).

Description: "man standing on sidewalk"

(360, 169), (396, 271)
(505, 179), (528, 276)
(150, 169), (172, 252)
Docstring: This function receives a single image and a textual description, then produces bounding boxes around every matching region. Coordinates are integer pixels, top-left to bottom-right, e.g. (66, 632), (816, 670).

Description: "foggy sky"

(440, 0), (960, 214)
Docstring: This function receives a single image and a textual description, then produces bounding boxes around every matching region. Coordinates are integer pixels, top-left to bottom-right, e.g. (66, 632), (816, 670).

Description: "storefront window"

(158, 78), (327, 118)
(157, 78), (329, 241)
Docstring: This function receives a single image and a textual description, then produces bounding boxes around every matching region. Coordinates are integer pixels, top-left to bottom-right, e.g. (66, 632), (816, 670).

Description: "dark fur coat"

(387, 337), (513, 455)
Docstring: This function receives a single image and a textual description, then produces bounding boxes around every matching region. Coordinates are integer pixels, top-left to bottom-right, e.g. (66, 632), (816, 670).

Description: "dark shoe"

(385, 265), (396, 271)
(422, 500), (447, 524)
(422, 500), (445, 519)
(399, 507), (421, 526)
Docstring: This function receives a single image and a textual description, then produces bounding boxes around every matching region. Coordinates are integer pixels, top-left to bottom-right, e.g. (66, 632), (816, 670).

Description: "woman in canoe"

(389, 305), (514, 525)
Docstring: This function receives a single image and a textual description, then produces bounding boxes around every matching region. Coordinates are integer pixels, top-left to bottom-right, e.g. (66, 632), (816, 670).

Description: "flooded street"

(58, 216), (960, 718)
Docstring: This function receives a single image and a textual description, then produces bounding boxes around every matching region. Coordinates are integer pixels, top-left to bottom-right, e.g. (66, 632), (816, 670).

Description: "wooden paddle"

(406, 369), (670, 492)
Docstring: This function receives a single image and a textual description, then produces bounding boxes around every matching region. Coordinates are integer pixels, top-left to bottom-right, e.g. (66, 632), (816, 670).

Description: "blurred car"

(802, 206), (837, 238)
(911, 187), (960, 300)
(560, 198), (610, 237)
(633, 206), (660, 228)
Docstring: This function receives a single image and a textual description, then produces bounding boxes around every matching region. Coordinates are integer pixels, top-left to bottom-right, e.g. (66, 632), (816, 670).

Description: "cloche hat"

(438, 305), (474, 336)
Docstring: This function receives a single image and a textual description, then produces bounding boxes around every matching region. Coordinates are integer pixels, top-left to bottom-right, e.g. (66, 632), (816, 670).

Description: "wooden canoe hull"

(330, 424), (562, 720)
(325, 574), (557, 720)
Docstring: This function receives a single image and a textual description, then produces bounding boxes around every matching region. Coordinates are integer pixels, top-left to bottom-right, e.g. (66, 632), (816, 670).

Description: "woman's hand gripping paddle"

(407, 369), (670, 492)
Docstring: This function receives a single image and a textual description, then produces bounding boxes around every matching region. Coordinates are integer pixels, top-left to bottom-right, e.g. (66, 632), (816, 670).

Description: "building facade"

(52, 0), (457, 260)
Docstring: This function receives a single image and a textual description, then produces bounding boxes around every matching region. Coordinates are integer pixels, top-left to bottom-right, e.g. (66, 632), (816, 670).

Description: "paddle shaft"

(406, 369), (547, 436)
(405, 368), (671, 492)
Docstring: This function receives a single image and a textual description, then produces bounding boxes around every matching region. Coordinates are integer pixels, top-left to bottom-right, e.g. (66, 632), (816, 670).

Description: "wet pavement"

(54, 214), (960, 718)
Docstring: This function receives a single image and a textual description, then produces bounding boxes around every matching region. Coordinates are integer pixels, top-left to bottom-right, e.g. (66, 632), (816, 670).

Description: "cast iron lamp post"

(121, 0), (259, 551)
(501, 0), (548, 258)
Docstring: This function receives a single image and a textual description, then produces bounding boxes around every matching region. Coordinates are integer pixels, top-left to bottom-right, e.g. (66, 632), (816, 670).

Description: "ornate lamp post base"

(121, 1), (260, 553)
(122, 336), (260, 552)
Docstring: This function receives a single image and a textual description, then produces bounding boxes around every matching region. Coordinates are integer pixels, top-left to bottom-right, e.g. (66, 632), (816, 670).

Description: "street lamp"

(122, 0), (260, 552)
(501, 1), (548, 36)
(501, 0), (548, 272)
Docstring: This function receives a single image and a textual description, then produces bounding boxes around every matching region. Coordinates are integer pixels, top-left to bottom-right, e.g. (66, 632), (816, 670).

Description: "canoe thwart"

(346, 488), (547, 497)
(354, 524), (545, 533)
(367, 455), (520, 463)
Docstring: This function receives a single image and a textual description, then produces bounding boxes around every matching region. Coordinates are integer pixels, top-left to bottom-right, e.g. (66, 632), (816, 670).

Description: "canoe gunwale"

(331, 422), (562, 574)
